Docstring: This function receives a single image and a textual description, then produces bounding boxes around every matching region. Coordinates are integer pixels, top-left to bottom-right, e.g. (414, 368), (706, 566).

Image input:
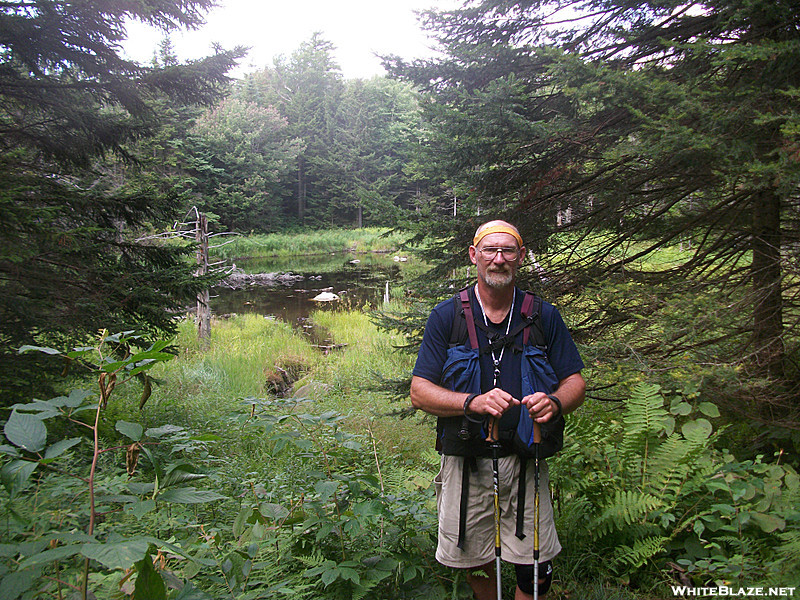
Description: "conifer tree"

(0, 1), (245, 399)
(388, 0), (800, 422)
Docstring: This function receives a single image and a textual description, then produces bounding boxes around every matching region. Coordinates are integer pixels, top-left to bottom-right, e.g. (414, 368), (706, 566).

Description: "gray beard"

(483, 269), (513, 289)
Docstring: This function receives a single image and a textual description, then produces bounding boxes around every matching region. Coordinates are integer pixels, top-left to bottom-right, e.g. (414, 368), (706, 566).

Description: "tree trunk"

(297, 157), (306, 221)
(195, 213), (211, 344)
(751, 188), (784, 376)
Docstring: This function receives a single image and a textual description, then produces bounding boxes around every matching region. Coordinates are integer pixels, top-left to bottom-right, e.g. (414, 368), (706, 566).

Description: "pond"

(210, 251), (413, 327)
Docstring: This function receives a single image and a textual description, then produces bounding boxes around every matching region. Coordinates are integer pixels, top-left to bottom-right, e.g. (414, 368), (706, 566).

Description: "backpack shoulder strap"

(449, 286), (480, 349)
(521, 292), (546, 348)
(459, 287), (480, 349)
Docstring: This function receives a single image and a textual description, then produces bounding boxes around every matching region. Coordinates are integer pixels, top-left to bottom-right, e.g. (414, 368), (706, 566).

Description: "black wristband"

(547, 394), (563, 420)
(463, 393), (483, 423)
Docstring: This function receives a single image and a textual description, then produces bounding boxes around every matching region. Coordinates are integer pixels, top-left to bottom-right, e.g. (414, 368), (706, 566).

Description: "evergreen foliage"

(386, 0), (800, 426)
(235, 35), (425, 229)
(0, 0), (245, 401)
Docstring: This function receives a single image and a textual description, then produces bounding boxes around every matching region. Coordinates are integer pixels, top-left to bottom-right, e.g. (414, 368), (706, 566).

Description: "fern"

(613, 535), (669, 569)
(294, 551), (326, 568)
(620, 384), (671, 479)
(645, 432), (692, 500)
(593, 490), (663, 538)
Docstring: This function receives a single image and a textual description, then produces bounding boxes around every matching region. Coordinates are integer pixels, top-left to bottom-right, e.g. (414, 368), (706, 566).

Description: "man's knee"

(515, 561), (553, 596)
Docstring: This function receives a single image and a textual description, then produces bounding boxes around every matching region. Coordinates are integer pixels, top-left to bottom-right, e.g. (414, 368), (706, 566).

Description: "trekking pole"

(533, 420), (542, 600)
(486, 417), (503, 600)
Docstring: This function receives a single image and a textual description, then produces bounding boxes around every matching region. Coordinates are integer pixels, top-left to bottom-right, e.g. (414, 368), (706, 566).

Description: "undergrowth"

(2, 311), (797, 599)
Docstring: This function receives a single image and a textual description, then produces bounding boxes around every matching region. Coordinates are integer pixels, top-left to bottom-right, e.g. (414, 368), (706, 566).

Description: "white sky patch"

(122, 0), (462, 79)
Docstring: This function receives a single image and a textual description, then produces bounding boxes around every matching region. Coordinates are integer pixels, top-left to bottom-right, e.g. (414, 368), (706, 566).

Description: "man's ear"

(469, 245), (478, 265)
(518, 246), (527, 264)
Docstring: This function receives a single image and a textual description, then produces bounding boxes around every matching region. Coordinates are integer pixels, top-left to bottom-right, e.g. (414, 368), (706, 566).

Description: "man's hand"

(469, 388), (520, 419)
(522, 392), (559, 423)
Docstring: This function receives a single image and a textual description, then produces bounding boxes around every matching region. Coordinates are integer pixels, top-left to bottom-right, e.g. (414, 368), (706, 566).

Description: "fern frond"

(645, 432), (692, 500)
(294, 551), (326, 568)
(616, 384), (672, 492)
(352, 580), (379, 600)
(593, 489), (663, 538)
(625, 384), (669, 437)
(776, 529), (800, 561)
(613, 535), (668, 569)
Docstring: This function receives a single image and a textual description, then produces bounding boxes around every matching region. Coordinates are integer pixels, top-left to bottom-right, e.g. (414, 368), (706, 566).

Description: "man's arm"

(411, 375), (520, 419)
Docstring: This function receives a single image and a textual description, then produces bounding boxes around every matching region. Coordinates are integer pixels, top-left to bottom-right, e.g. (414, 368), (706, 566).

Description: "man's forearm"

(552, 372), (586, 416)
(410, 376), (472, 417)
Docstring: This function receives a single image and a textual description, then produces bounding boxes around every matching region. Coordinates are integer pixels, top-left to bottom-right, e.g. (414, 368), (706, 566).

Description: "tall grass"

(116, 315), (317, 430)
(213, 227), (407, 260)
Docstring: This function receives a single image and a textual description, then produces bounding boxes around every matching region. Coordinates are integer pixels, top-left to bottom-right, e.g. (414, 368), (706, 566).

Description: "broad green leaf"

(159, 487), (226, 504)
(128, 499), (156, 519)
(698, 402), (721, 418)
(18, 544), (81, 568)
(81, 538), (150, 569)
(338, 566), (360, 585)
(189, 433), (221, 441)
(4, 411), (47, 452)
(133, 553), (167, 600)
(0, 570), (35, 600)
(161, 461), (208, 488)
(0, 444), (21, 458)
(0, 460), (38, 497)
(145, 424), (184, 438)
(314, 480), (339, 502)
(60, 389), (92, 408)
(233, 506), (254, 537)
(116, 420), (144, 442)
(259, 502), (290, 521)
(17, 345), (60, 355)
(44, 437), (81, 460)
(128, 482), (155, 495)
(321, 568), (338, 587)
(751, 512), (785, 533)
(681, 418), (713, 442)
(669, 400), (692, 416)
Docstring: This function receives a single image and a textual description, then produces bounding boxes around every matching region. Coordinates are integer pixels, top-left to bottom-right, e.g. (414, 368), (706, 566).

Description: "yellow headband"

(473, 225), (523, 248)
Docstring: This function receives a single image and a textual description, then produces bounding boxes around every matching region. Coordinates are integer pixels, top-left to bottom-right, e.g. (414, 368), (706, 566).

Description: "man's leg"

(513, 561), (553, 599)
(466, 562), (498, 600)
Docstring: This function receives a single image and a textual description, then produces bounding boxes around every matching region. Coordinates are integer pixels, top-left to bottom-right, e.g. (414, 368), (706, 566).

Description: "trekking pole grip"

(533, 420), (541, 445)
(485, 417), (499, 443)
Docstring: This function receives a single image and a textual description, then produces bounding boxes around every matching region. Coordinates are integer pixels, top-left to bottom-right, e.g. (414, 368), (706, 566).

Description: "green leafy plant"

(0, 331), (226, 600)
(182, 396), (461, 599)
(553, 383), (799, 590)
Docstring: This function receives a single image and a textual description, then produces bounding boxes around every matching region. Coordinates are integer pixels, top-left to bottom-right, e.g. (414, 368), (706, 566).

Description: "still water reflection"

(211, 252), (406, 326)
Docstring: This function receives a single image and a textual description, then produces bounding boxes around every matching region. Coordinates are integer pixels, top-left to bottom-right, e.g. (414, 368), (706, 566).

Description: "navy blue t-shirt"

(413, 286), (584, 407)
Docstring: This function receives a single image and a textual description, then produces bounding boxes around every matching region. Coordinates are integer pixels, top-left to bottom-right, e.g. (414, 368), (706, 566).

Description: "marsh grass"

(111, 315), (317, 431)
(109, 302), (430, 464)
(306, 304), (430, 456)
(213, 227), (407, 260)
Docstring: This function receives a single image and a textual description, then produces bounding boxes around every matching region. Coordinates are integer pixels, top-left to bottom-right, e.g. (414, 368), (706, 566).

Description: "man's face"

(469, 232), (526, 289)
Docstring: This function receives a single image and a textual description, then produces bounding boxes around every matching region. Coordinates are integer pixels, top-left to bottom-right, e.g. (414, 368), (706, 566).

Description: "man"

(411, 220), (585, 599)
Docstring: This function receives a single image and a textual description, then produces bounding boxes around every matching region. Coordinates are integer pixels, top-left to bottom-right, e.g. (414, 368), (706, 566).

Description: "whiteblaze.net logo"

(671, 587), (796, 597)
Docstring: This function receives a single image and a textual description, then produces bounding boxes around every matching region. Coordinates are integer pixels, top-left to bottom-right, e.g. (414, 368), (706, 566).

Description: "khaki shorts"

(434, 454), (561, 569)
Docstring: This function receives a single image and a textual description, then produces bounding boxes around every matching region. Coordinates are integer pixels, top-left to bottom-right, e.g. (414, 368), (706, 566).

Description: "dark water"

(211, 252), (406, 326)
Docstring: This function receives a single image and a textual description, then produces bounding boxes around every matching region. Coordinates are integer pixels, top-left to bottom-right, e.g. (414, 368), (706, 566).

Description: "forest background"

(1, 0), (800, 599)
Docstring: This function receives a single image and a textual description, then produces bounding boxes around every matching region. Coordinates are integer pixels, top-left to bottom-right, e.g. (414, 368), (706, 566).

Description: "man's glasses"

(477, 246), (520, 260)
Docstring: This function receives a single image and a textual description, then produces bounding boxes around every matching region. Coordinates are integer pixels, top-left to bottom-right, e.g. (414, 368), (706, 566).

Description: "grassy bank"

(212, 227), (408, 261)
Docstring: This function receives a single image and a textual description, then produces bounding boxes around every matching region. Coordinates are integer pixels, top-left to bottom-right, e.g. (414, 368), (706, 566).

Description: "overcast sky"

(123, 0), (461, 80)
